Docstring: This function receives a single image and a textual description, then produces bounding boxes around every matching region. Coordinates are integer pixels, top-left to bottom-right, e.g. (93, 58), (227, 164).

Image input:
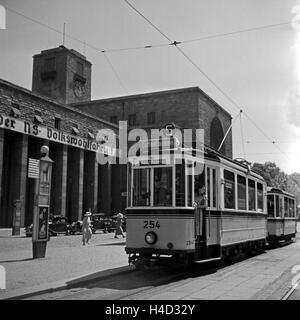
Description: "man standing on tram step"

(82, 211), (92, 245)
(114, 212), (125, 239)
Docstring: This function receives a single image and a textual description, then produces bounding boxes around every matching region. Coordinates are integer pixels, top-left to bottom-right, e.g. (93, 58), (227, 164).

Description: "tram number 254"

(144, 220), (160, 229)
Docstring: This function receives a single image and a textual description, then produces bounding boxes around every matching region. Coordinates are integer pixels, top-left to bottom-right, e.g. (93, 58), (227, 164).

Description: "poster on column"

(38, 206), (49, 240)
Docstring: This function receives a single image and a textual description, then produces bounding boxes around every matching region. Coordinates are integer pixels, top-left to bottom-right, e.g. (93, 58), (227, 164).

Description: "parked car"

(25, 215), (71, 237)
(69, 220), (96, 235)
(49, 216), (71, 236)
(91, 213), (114, 233)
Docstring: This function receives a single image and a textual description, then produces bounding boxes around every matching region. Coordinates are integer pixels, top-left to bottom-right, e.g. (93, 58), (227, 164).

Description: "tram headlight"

(145, 232), (157, 245)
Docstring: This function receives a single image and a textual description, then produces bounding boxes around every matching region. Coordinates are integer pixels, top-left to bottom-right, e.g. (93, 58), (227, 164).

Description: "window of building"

(110, 116), (118, 124)
(248, 179), (256, 211)
(34, 111), (43, 124)
(128, 114), (136, 126)
(154, 167), (172, 207)
(224, 170), (235, 209)
(267, 195), (275, 217)
(44, 57), (55, 71)
(71, 124), (80, 135)
(77, 61), (84, 76)
(54, 117), (61, 130)
(237, 175), (246, 210)
(257, 183), (264, 212)
(10, 103), (21, 118)
(147, 112), (155, 125)
(88, 131), (95, 140)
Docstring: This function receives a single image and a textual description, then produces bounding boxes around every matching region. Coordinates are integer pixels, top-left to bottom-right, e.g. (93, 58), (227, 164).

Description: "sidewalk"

(0, 229), (129, 299)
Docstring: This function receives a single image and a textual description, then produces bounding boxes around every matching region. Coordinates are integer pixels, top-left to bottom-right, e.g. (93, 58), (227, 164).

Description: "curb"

(2, 265), (134, 300)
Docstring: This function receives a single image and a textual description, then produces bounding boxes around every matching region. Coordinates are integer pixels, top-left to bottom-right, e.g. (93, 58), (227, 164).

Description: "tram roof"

(267, 187), (295, 198)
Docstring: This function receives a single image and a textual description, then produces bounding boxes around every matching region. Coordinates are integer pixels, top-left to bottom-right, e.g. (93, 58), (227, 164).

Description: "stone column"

(74, 149), (84, 220)
(13, 134), (28, 227)
(51, 144), (68, 216)
(83, 151), (98, 213)
(107, 163), (111, 216)
(93, 156), (99, 212)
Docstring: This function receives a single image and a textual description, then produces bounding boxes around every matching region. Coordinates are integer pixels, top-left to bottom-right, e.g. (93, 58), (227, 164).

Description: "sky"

(1, 0), (300, 174)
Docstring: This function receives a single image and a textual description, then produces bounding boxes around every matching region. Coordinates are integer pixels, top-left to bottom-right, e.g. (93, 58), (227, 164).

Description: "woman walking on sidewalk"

(82, 211), (92, 245)
(114, 212), (125, 239)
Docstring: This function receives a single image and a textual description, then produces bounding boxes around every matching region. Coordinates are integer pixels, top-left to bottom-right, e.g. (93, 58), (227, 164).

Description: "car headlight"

(145, 232), (157, 245)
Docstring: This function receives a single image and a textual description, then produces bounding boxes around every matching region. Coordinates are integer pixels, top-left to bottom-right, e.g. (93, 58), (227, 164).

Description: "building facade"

(0, 45), (233, 228)
(72, 87), (233, 158)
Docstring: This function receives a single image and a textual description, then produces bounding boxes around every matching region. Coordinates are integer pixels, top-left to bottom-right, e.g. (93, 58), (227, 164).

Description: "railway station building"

(0, 45), (232, 228)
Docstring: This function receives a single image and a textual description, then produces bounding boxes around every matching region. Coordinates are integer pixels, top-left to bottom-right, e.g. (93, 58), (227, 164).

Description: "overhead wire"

(102, 51), (128, 94)
(5, 6), (290, 53)
(123, 0), (292, 162)
(5, 3), (296, 161)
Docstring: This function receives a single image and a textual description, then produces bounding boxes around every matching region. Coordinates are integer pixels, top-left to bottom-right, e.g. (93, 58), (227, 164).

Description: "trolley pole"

(32, 146), (53, 259)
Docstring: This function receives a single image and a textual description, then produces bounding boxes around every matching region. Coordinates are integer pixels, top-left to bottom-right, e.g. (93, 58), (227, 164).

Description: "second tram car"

(267, 187), (297, 245)
(125, 146), (268, 267)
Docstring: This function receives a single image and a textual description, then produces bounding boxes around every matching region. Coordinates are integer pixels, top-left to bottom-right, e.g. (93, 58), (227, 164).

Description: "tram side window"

(257, 183), (264, 212)
(176, 164), (185, 206)
(194, 168), (205, 207)
(275, 195), (280, 217)
(267, 195), (275, 217)
(248, 179), (256, 211)
(154, 167), (172, 206)
(284, 197), (289, 217)
(127, 165), (132, 207)
(207, 167), (211, 207)
(237, 175), (246, 210)
(224, 170), (235, 209)
(133, 168), (150, 206)
(212, 169), (217, 208)
(289, 198), (295, 217)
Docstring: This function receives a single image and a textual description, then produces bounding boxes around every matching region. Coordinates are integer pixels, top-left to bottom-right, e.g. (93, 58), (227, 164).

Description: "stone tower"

(32, 45), (92, 104)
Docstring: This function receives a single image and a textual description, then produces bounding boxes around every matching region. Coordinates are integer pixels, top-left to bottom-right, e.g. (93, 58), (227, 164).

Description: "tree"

(251, 162), (300, 207)
(251, 162), (288, 189)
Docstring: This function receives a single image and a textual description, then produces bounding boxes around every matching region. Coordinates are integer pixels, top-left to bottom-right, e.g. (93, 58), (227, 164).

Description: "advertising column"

(32, 146), (53, 259)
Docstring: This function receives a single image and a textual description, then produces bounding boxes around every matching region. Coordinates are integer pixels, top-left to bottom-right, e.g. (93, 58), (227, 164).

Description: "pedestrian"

(82, 211), (92, 245)
(114, 212), (125, 239)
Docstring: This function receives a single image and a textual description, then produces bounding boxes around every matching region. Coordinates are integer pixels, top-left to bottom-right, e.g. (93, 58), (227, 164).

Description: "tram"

(125, 141), (268, 267)
(267, 187), (297, 245)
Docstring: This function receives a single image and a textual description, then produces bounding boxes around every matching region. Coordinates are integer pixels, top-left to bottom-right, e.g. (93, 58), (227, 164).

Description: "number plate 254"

(144, 220), (160, 229)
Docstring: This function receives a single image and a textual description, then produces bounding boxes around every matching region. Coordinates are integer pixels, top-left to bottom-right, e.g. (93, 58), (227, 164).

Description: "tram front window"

(133, 168), (150, 206)
(154, 167), (172, 206)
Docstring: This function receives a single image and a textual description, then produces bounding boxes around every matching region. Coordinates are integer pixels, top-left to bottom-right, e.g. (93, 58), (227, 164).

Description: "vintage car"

(25, 215), (71, 237)
(91, 213), (114, 233)
(69, 220), (96, 235)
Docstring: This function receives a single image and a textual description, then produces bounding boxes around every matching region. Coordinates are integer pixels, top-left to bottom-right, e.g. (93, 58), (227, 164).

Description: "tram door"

(194, 169), (206, 242)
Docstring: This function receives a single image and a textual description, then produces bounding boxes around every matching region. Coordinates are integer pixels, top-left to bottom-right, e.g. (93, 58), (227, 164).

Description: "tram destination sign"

(0, 113), (116, 156)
